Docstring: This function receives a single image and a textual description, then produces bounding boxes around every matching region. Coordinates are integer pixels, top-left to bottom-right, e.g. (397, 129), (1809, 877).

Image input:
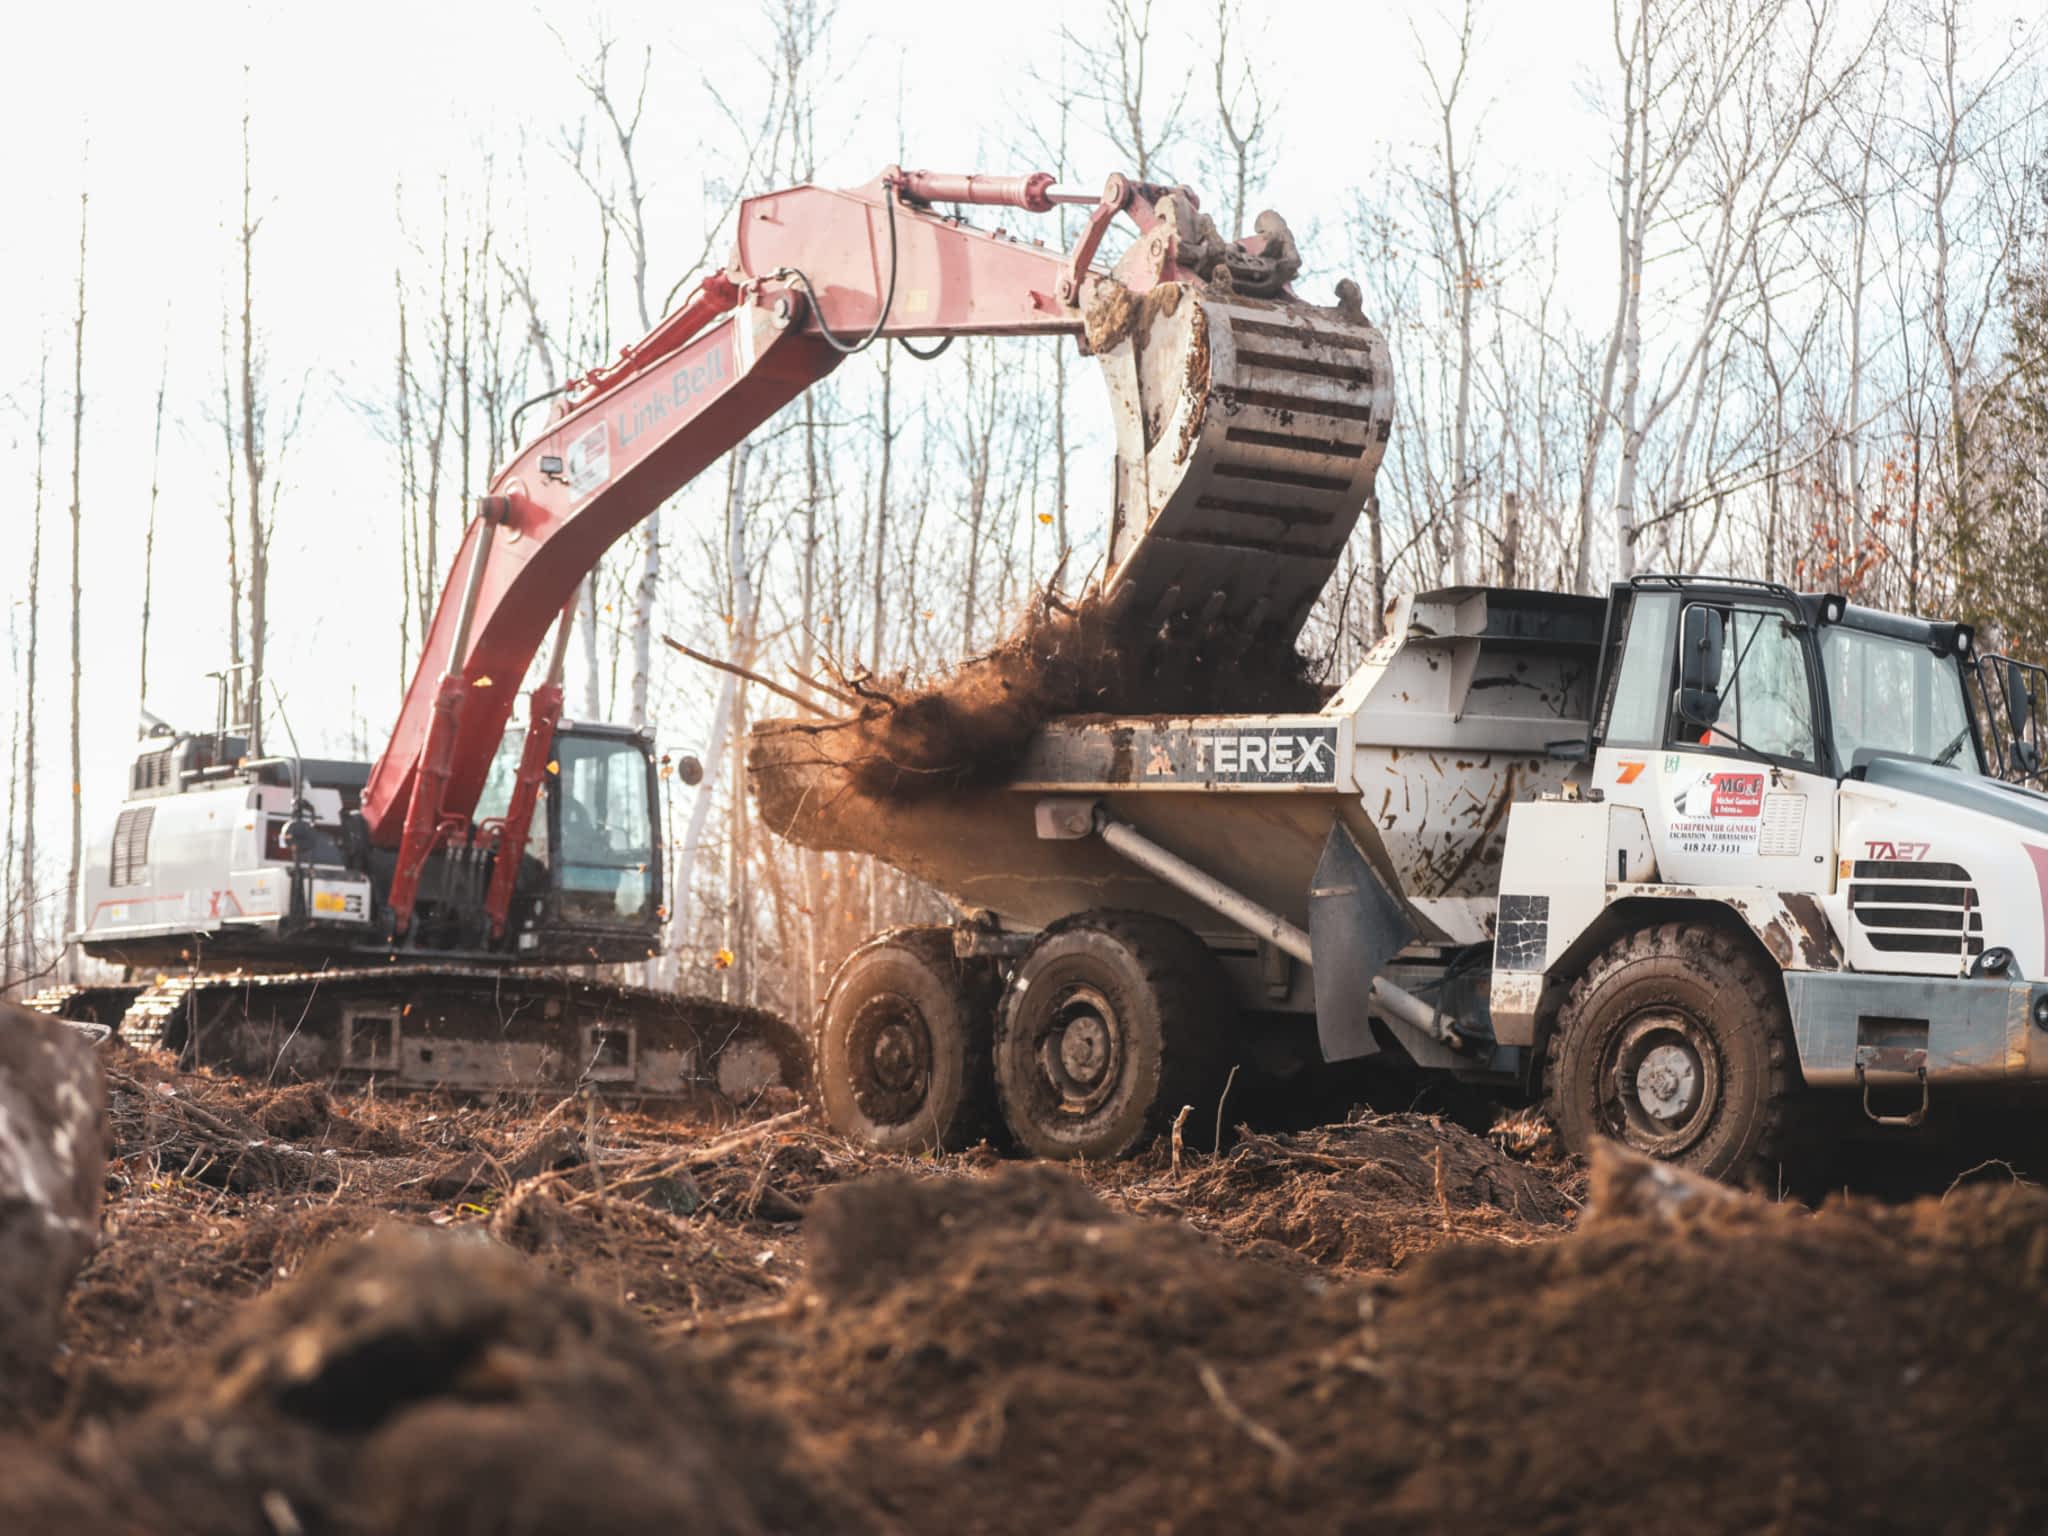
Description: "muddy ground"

(2, 1046), (2041, 1535)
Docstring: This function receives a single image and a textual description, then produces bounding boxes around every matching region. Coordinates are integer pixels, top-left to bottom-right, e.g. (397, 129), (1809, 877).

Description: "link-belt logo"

(618, 345), (731, 449)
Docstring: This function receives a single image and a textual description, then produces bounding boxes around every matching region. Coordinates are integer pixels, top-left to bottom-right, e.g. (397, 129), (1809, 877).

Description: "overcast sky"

(1, 0), (1941, 846)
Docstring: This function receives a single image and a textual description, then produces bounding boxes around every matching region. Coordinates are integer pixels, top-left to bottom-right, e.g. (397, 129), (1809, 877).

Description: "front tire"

(993, 912), (1227, 1161)
(1545, 921), (1795, 1183)
(816, 928), (999, 1153)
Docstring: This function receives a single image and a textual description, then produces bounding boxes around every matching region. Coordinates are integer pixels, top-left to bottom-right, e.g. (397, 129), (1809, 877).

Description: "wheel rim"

(845, 991), (934, 1126)
(1598, 1008), (1723, 1157)
(1034, 984), (1125, 1119)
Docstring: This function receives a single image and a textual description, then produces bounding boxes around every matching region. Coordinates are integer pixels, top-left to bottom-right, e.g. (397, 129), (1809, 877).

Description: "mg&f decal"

(1668, 768), (1766, 855)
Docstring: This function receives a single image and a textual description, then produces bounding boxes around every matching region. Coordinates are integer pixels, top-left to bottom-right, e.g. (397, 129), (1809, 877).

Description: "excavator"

(30, 164), (1390, 1101)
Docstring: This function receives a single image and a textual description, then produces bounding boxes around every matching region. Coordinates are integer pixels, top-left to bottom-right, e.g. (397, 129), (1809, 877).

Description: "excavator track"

(22, 969), (807, 1106)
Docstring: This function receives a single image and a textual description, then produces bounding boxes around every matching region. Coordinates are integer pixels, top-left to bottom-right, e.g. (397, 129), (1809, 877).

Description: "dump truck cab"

(1491, 575), (2048, 1174)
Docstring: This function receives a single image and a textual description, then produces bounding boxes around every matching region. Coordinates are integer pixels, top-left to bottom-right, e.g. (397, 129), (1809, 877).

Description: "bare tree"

(675, 440), (757, 942)
(1906, 0), (2038, 506)
(1412, 0), (1492, 584)
(560, 35), (662, 728)
(13, 346), (49, 987)
(229, 93), (302, 747)
(65, 183), (87, 964)
(1205, 0), (1275, 239)
(139, 325), (168, 714)
(218, 313), (242, 682)
(1068, 0), (1189, 179)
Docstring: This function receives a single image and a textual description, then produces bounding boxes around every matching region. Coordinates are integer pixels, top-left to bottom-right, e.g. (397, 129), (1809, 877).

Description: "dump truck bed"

(752, 588), (1608, 949)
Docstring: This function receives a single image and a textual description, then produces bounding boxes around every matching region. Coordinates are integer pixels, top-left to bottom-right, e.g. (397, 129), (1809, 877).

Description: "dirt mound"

(33, 1043), (2048, 1533)
(490, 1179), (786, 1317)
(0, 1226), (864, 1536)
(709, 1154), (2048, 1535)
(1101, 1110), (1578, 1277)
(713, 1164), (1353, 1533)
(750, 587), (1323, 843)
(67, 1052), (833, 1393)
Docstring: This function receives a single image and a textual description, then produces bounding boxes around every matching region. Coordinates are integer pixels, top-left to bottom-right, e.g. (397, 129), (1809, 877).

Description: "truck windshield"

(1818, 626), (1980, 775)
(552, 734), (656, 920)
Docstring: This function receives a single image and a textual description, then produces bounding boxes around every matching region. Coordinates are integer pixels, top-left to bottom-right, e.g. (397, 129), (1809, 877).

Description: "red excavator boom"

(360, 166), (1287, 933)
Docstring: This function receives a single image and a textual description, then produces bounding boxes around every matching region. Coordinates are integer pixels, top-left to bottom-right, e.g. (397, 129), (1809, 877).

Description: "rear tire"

(816, 928), (1000, 1153)
(993, 912), (1227, 1162)
(1545, 921), (1795, 1184)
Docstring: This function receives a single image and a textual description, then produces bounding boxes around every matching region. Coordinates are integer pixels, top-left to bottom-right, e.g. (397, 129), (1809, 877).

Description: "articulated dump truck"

(752, 236), (2048, 1181)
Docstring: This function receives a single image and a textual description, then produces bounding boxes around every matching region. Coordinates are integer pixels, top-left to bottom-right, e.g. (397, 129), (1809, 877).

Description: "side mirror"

(2010, 661), (2042, 776)
(1674, 605), (1726, 729)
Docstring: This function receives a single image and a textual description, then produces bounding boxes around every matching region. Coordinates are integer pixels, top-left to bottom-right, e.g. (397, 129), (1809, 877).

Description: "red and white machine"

(47, 164), (1386, 1097)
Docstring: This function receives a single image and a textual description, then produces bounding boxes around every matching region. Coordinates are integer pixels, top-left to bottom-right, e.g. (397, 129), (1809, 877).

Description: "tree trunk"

(798, 385), (823, 1017)
(239, 105), (268, 752)
(675, 441), (755, 945)
(870, 344), (895, 670)
(66, 187), (87, 969)
(140, 335), (168, 716)
(220, 316), (242, 682)
(17, 349), (48, 984)
(578, 577), (603, 717)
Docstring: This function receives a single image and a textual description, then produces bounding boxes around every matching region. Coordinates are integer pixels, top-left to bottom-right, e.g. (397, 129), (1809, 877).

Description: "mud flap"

(1308, 821), (1418, 1063)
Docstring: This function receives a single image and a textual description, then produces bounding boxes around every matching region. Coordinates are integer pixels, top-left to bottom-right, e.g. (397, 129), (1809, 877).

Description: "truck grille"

(1847, 860), (1984, 957)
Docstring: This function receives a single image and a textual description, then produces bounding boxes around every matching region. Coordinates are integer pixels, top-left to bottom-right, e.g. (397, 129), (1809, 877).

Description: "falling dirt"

(3, 1046), (2042, 1534)
(750, 586), (1323, 855)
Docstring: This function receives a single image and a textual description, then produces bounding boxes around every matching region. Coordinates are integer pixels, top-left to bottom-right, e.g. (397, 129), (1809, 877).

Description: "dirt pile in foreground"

(712, 1149), (2047, 1535)
(43, 1049), (829, 1414)
(8, 1052), (2044, 1534)
(749, 587), (1324, 851)
(3, 1228), (862, 1536)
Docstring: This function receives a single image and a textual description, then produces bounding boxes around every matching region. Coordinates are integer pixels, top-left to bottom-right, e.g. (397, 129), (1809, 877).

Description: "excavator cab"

(475, 721), (663, 958)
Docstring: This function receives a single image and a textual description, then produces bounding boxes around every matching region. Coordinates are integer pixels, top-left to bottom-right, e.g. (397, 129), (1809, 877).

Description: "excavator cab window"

(547, 729), (658, 924)
(474, 729), (547, 867)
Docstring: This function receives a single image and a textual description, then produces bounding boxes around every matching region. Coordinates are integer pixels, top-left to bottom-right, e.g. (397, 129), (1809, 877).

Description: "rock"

(1583, 1136), (1747, 1225)
(0, 1000), (108, 1396)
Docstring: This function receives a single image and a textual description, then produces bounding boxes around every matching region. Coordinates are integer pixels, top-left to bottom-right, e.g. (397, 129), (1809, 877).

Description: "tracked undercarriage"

(25, 968), (806, 1106)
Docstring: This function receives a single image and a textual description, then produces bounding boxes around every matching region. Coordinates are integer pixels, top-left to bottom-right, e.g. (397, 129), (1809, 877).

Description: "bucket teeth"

(1100, 289), (1393, 657)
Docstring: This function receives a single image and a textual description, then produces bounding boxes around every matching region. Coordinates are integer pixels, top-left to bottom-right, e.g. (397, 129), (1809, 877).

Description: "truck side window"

(1604, 591), (1678, 747)
(1675, 606), (1819, 765)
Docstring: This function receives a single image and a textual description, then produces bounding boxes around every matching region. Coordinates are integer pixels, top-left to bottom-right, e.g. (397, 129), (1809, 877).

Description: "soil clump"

(749, 587), (1324, 849)
(1, 1227), (861, 1536)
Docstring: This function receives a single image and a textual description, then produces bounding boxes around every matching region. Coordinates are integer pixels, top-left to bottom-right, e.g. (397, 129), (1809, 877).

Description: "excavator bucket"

(1095, 286), (1393, 656)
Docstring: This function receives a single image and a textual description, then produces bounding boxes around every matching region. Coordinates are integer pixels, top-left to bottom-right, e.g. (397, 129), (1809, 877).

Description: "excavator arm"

(360, 165), (1393, 937)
